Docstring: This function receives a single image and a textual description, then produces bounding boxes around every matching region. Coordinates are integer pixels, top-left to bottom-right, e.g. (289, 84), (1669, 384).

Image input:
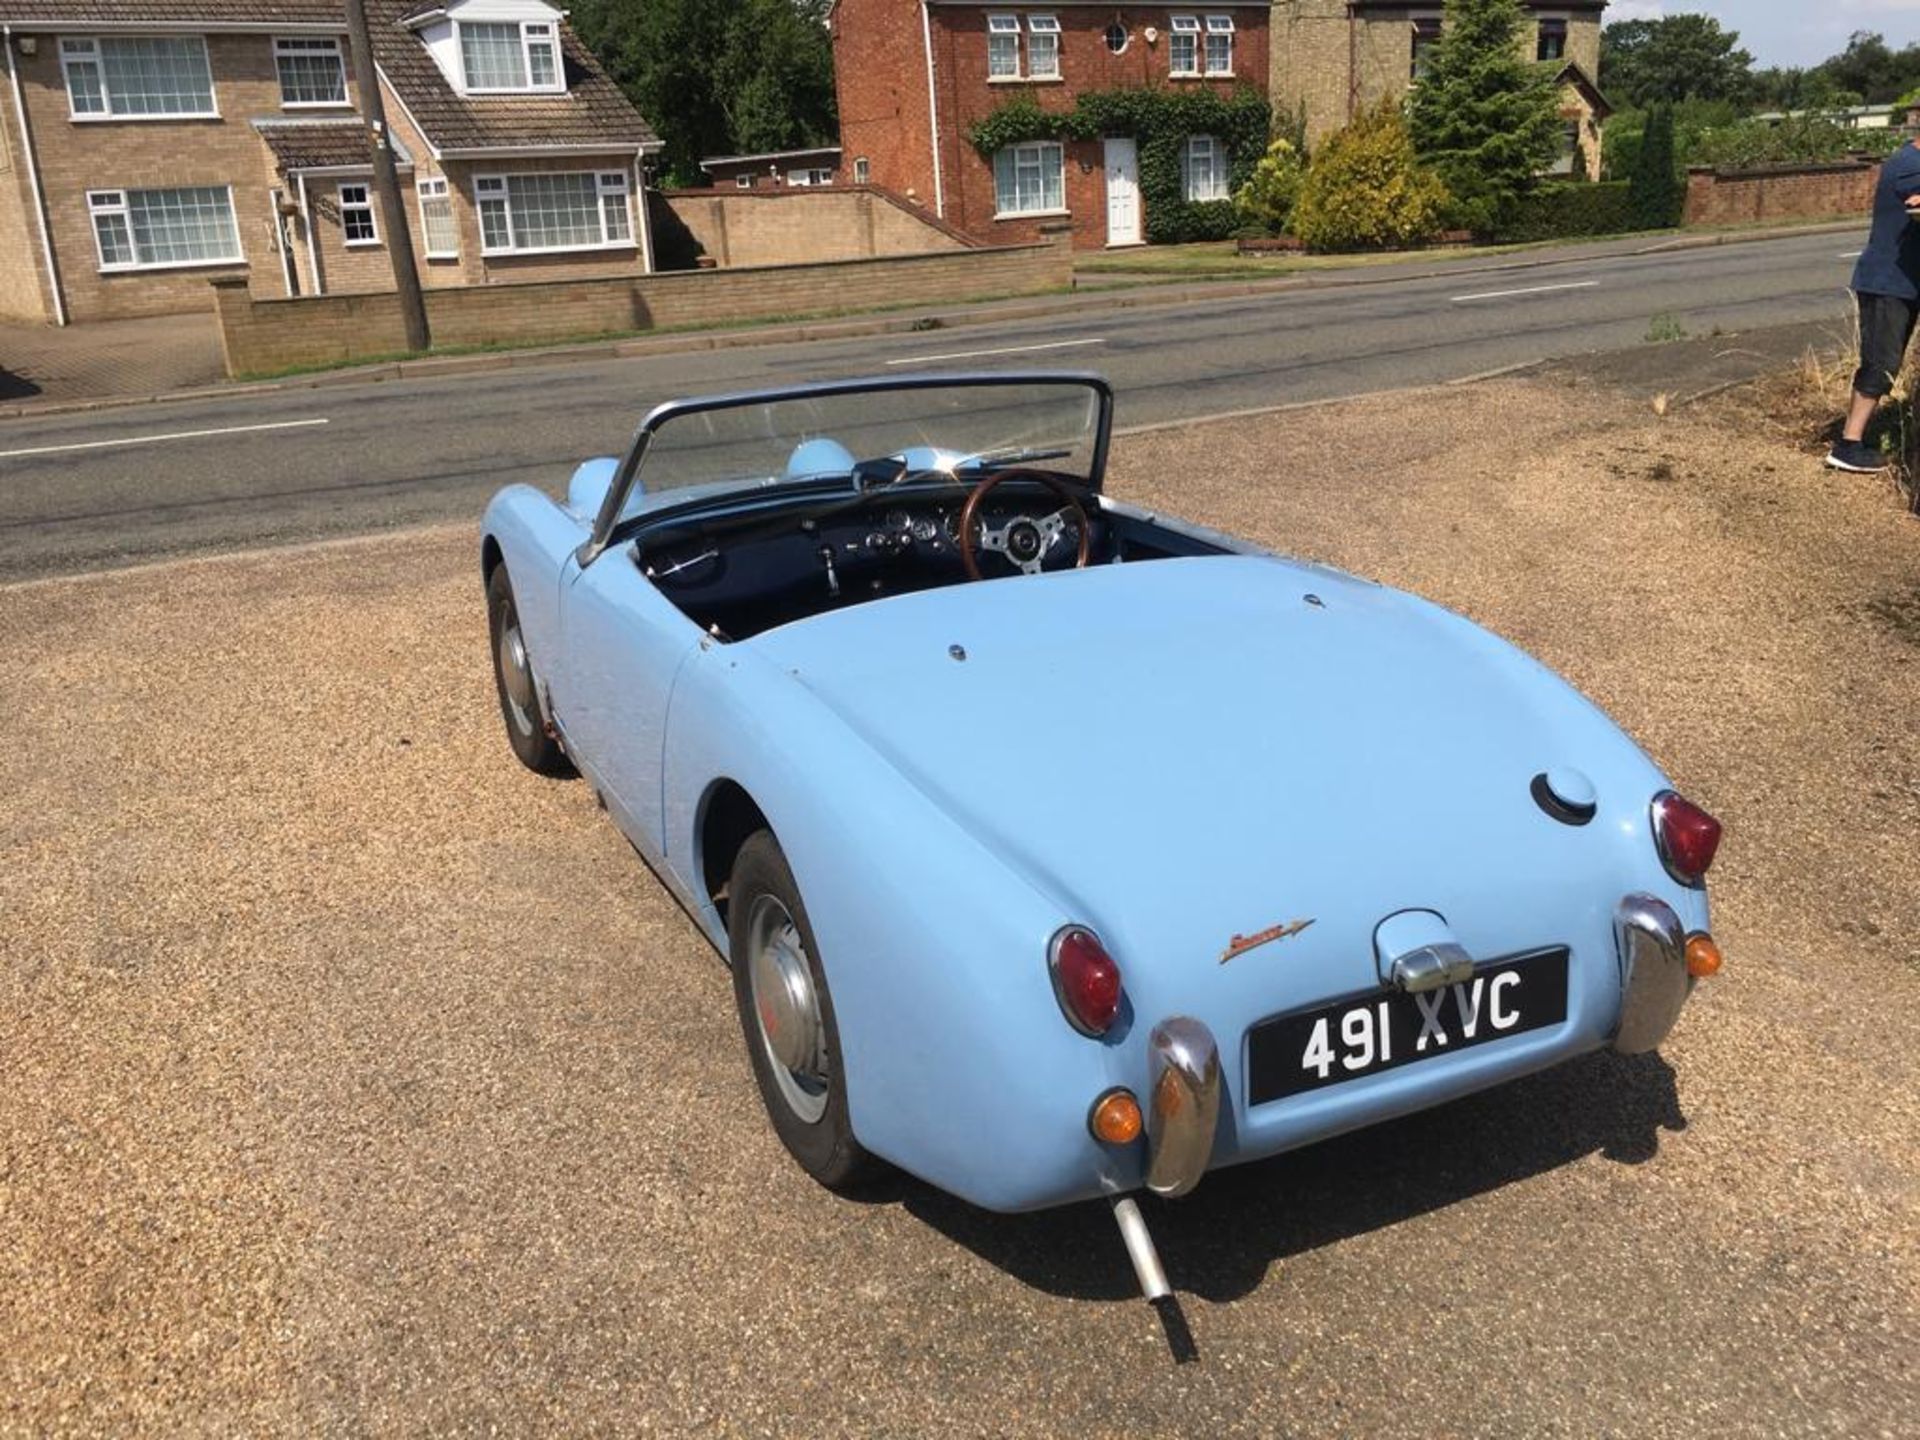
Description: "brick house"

(1270, 1), (1611, 178)
(700, 145), (843, 190)
(830, 2), (1271, 249)
(0, 0), (661, 324)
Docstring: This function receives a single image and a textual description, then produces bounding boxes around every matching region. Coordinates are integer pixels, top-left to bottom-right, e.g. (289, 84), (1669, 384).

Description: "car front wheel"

(728, 830), (879, 1191)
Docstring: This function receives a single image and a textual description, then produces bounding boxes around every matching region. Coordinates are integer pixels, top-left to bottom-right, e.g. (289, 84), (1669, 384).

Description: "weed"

(1646, 312), (1688, 344)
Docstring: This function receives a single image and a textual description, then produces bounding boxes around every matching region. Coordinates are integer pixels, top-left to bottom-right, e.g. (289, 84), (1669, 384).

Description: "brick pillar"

(207, 276), (253, 378)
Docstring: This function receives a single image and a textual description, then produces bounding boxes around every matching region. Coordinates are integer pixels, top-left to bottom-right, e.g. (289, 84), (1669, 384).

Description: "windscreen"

(616, 380), (1105, 526)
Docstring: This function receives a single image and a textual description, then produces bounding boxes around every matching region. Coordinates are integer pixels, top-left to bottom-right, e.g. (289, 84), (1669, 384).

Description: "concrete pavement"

(0, 227), (1867, 581)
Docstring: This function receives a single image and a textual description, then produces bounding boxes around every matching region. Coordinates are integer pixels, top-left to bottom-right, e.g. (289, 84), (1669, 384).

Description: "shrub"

(1293, 100), (1451, 253)
(1629, 103), (1683, 228)
(1233, 137), (1306, 235)
(1691, 114), (1880, 169)
(1500, 181), (1638, 241)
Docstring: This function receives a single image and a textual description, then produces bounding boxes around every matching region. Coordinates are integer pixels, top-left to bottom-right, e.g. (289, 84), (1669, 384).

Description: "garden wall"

(1684, 159), (1881, 227)
(208, 237), (1070, 377)
(655, 186), (972, 269)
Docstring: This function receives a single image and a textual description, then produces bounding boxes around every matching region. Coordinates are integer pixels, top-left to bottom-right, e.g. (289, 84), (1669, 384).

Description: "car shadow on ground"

(881, 1049), (1684, 1307)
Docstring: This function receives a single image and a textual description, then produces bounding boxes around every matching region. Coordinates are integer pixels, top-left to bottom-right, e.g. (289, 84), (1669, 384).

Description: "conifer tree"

(1406, 0), (1564, 236)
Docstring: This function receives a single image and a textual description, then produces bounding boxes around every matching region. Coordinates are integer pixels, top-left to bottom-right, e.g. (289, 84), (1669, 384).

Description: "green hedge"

(968, 88), (1270, 245)
(1499, 181), (1639, 242)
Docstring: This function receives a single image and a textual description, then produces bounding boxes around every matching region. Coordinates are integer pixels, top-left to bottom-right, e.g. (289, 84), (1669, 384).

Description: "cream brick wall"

(0, 81), (53, 322)
(663, 188), (966, 269)
(211, 237), (1073, 376)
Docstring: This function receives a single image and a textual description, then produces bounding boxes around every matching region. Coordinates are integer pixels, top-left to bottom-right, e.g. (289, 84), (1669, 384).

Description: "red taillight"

(1652, 791), (1722, 887)
(1049, 926), (1122, 1036)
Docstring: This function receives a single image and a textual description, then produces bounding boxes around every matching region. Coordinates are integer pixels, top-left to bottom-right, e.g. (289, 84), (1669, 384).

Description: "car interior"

(635, 472), (1229, 642)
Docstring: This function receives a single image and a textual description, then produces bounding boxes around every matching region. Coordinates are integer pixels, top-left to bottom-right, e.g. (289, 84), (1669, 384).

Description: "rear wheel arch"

(480, 534), (505, 585)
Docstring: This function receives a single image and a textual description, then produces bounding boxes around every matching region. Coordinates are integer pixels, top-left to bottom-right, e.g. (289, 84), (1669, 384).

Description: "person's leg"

(1832, 294), (1912, 468)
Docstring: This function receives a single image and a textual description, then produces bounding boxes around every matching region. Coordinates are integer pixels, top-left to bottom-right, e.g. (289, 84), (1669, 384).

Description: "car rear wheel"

(486, 563), (573, 777)
(728, 830), (879, 1191)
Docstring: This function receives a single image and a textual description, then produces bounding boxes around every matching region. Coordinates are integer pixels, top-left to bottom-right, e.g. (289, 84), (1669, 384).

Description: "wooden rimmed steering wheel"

(957, 468), (1092, 581)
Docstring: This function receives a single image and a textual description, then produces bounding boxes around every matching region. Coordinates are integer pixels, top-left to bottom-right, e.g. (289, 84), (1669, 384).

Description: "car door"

(554, 548), (702, 864)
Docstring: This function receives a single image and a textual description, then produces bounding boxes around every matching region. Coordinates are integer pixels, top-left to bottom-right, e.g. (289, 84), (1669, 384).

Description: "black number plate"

(1246, 949), (1570, 1106)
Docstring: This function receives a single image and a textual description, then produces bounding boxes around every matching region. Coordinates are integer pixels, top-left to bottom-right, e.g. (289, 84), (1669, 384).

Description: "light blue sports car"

(480, 373), (1723, 1305)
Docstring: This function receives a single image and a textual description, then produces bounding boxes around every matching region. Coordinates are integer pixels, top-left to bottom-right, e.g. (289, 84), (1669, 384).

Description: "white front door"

(1103, 137), (1141, 247)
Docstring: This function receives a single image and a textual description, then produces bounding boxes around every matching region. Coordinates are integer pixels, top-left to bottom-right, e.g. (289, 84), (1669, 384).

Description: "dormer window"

(459, 19), (562, 94)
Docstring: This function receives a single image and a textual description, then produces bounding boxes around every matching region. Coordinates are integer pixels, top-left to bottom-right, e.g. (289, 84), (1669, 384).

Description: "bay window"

(475, 171), (631, 254)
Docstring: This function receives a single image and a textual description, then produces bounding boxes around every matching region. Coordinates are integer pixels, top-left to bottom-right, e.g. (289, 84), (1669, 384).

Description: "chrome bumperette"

(1612, 893), (1691, 1054)
(1145, 1017), (1221, 1198)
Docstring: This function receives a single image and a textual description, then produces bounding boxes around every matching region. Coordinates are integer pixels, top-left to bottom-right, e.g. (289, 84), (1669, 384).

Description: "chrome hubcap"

(498, 620), (536, 737)
(746, 894), (828, 1123)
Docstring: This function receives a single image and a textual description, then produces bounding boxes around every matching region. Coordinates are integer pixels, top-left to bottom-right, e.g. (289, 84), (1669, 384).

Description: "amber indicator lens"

(1685, 933), (1723, 979)
(1089, 1089), (1143, 1144)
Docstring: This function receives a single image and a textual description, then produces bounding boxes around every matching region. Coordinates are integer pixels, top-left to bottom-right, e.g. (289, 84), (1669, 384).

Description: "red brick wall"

(833, 0), (937, 212)
(835, 3), (1268, 249)
(1684, 160), (1880, 227)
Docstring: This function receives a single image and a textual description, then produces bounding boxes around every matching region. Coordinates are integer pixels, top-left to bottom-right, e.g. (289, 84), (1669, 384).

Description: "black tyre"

(486, 563), (573, 777)
(728, 830), (880, 1191)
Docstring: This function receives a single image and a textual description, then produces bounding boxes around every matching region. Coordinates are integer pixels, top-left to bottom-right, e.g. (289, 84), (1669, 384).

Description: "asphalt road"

(0, 228), (1865, 581)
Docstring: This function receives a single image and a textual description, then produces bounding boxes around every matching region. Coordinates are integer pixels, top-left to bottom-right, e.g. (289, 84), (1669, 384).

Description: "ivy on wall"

(967, 88), (1271, 244)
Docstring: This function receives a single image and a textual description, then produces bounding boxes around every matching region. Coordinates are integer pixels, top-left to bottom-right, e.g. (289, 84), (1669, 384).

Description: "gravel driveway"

(2, 376), (1915, 1436)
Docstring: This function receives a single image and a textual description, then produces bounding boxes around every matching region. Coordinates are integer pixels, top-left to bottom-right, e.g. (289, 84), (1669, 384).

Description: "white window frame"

(457, 19), (564, 96)
(992, 140), (1065, 218)
(1203, 14), (1234, 76)
(274, 36), (349, 109)
(787, 167), (834, 187)
(735, 174), (753, 189)
(1168, 15), (1201, 78)
(474, 170), (633, 255)
(60, 35), (219, 121)
(86, 185), (243, 272)
(853, 156), (870, 184)
(987, 13), (1022, 80)
(337, 182), (379, 247)
(1182, 134), (1229, 201)
(1026, 14), (1061, 80)
(416, 175), (459, 258)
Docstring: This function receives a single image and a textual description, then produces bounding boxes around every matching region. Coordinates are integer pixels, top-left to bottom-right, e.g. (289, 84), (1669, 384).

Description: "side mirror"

(566, 457), (620, 521)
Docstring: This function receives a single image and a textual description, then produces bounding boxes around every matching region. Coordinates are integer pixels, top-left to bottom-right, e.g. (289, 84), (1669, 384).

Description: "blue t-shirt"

(1853, 142), (1920, 301)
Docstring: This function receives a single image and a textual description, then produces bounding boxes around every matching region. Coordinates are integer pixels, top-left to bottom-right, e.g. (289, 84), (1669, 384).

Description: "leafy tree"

(1293, 100), (1450, 253)
(1601, 15), (1754, 109)
(1233, 137), (1306, 235)
(1406, 0), (1562, 237)
(1818, 31), (1920, 106)
(570, 0), (836, 187)
(1627, 104), (1681, 230)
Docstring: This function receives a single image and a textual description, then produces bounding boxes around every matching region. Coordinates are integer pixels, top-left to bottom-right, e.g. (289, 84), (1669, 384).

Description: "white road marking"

(1838, 251), (1862, 260)
(884, 337), (1106, 366)
(0, 416), (330, 460)
(1451, 280), (1600, 304)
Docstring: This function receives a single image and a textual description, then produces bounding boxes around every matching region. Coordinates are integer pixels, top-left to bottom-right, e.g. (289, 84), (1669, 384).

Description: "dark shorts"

(1854, 291), (1920, 398)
